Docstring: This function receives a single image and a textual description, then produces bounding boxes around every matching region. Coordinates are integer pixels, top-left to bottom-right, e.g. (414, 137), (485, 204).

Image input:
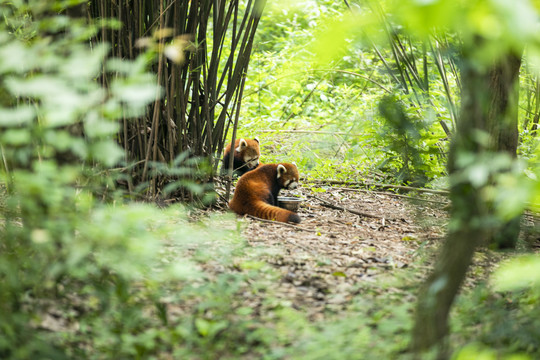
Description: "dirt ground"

(230, 184), (450, 320)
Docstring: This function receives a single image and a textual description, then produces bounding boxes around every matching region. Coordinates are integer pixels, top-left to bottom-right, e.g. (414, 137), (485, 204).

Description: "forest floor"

(219, 184), (452, 321)
(34, 183), (540, 358)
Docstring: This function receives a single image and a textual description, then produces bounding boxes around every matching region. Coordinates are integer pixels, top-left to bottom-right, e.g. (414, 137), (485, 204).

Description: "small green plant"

(377, 94), (444, 187)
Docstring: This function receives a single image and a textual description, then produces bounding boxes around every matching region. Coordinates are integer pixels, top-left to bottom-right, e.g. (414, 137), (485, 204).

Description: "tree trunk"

(412, 49), (522, 355)
(487, 55), (521, 155)
(486, 54), (522, 249)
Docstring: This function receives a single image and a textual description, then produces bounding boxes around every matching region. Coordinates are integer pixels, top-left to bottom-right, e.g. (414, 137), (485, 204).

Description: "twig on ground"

(306, 179), (449, 195)
(332, 187), (449, 205)
(310, 194), (400, 221)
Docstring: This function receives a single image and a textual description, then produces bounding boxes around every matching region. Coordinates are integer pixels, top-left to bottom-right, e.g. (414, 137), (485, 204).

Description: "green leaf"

(195, 318), (210, 336)
(6, 75), (66, 98)
(90, 141), (124, 167)
(61, 43), (109, 80)
(492, 255), (540, 292)
(166, 262), (201, 281)
(111, 76), (161, 106)
(239, 261), (265, 270)
(0, 106), (35, 126)
(0, 41), (39, 74)
(452, 342), (497, 360)
(44, 130), (73, 151)
(311, 13), (360, 66)
(1, 129), (31, 145)
(236, 307), (254, 316)
(84, 113), (119, 138)
(467, 163), (489, 188)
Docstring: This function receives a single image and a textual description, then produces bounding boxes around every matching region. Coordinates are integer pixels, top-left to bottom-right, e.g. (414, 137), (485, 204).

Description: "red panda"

(229, 163), (301, 224)
(222, 137), (260, 177)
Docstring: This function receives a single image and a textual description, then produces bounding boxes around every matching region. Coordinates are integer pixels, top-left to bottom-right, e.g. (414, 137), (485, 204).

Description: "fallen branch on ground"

(306, 179), (449, 195)
(310, 194), (401, 221)
(334, 187), (449, 205)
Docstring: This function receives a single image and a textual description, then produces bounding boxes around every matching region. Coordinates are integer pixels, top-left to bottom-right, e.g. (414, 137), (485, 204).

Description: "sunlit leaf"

(1, 129), (31, 145)
(61, 43), (109, 80)
(452, 342), (497, 360)
(311, 13), (360, 66)
(111, 77), (161, 105)
(195, 318), (211, 337)
(84, 112), (119, 138)
(467, 163), (489, 188)
(6, 75), (66, 97)
(492, 255), (540, 291)
(0, 106), (35, 126)
(89, 141), (124, 167)
(0, 41), (40, 73)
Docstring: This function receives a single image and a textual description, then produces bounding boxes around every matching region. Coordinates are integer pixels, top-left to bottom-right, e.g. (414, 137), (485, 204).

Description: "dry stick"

(310, 194), (398, 221)
(306, 179), (449, 195)
(333, 187), (449, 205)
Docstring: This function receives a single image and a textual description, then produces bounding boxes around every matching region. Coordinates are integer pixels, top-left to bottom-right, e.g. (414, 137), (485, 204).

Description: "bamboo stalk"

(310, 194), (392, 220)
(141, 0), (165, 188)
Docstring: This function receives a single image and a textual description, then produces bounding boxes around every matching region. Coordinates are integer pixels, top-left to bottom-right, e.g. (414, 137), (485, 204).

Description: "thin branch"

(282, 75), (326, 125)
(309, 194), (395, 220)
(243, 68), (391, 99)
(333, 187), (450, 205)
(306, 179), (449, 195)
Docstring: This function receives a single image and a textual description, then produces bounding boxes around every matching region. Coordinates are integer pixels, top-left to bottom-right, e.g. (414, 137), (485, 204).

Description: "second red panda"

(222, 138), (260, 177)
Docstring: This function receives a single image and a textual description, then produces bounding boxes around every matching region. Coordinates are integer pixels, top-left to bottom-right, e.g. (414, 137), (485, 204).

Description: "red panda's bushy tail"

(250, 200), (301, 224)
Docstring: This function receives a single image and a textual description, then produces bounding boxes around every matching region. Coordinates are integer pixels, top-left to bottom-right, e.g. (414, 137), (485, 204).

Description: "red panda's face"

(244, 154), (259, 169)
(236, 138), (260, 169)
(277, 163), (299, 189)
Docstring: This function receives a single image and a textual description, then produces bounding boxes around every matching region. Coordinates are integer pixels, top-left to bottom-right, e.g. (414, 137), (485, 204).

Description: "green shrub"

(0, 2), (259, 359)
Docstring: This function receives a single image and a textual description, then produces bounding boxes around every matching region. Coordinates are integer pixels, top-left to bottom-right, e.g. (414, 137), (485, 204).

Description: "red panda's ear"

(277, 164), (287, 178)
(254, 137), (260, 143)
(235, 139), (247, 152)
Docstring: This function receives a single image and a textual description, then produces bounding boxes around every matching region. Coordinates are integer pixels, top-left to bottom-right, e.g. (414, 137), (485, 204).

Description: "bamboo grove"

(87, 0), (266, 198)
